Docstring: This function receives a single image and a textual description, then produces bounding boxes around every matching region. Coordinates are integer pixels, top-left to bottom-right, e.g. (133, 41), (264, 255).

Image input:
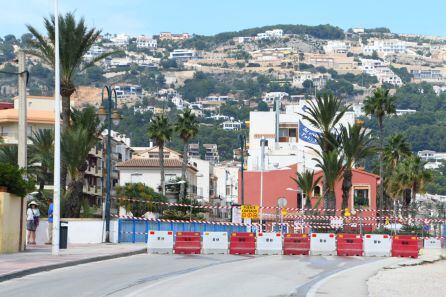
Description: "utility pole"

(239, 134), (245, 205)
(260, 138), (267, 227)
(52, 0), (61, 256)
(17, 51), (27, 169)
(17, 51), (27, 252)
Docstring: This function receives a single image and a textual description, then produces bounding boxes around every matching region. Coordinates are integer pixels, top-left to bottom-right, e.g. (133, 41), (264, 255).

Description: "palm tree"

(383, 133), (411, 170)
(147, 114), (173, 196)
(400, 155), (433, 208)
(300, 93), (348, 153)
(26, 12), (115, 130)
(174, 108), (199, 199)
(338, 124), (374, 209)
(313, 149), (344, 215)
(26, 12), (118, 191)
(28, 129), (54, 194)
(0, 145), (18, 166)
(363, 87), (396, 211)
(291, 170), (322, 211)
(61, 107), (101, 217)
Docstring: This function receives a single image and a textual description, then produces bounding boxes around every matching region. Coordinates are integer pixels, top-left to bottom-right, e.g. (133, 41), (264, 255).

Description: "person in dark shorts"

(26, 201), (40, 245)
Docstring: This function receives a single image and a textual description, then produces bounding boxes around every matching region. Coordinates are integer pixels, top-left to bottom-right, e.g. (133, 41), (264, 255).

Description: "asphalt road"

(0, 254), (381, 297)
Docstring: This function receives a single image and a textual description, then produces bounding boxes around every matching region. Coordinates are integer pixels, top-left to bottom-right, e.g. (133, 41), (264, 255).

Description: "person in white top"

(26, 201), (40, 245)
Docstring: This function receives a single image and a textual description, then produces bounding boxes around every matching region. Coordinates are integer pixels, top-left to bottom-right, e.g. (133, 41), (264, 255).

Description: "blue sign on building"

(299, 121), (320, 144)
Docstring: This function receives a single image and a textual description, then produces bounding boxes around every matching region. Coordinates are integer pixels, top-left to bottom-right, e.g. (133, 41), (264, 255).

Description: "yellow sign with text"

(241, 205), (260, 219)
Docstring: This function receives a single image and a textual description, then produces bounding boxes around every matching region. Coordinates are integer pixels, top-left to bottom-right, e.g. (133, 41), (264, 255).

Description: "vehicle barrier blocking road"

(310, 233), (336, 256)
(283, 234), (310, 255)
(392, 235), (419, 258)
(229, 232), (256, 255)
(202, 232), (229, 254)
(337, 233), (363, 256)
(147, 231), (174, 254)
(423, 238), (442, 249)
(363, 234), (391, 257)
(174, 232), (201, 254)
(256, 232), (283, 255)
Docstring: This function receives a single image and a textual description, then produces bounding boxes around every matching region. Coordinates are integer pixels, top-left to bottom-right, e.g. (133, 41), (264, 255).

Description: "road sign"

(241, 205), (259, 219)
(277, 197), (287, 208)
(281, 208), (287, 216)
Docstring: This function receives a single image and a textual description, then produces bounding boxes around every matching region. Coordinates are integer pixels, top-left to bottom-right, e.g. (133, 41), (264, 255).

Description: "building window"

(313, 186), (321, 197)
(226, 185), (231, 196)
(353, 188), (369, 208)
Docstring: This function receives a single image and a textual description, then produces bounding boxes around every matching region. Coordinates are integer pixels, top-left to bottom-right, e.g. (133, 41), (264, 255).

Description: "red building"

(0, 102), (13, 110)
(239, 165), (380, 214)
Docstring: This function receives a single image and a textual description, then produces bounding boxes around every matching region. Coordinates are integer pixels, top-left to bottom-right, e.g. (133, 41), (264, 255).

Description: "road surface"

(0, 253), (387, 297)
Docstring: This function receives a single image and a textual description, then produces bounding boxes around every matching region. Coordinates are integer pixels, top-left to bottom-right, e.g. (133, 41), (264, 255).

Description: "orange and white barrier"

(147, 230), (174, 254)
(202, 232), (229, 254)
(256, 232), (283, 255)
(363, 234), (391, 257)
(310, 233), (336, 256)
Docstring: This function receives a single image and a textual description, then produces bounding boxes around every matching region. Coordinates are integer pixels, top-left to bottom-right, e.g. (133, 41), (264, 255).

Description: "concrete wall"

(0, 192), (26, 253)
(34, 219), (119, 245)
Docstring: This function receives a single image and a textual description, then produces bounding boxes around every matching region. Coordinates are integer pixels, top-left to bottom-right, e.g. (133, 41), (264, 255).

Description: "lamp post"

(98, 86), (121, 243)
(239, 134), (246, 205)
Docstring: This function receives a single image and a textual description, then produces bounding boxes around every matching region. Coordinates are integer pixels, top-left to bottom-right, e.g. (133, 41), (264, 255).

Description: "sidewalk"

(0, 243), (146, 282)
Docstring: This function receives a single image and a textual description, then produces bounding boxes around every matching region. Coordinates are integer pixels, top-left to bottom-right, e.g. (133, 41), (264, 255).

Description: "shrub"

(0, 163), (35, 197)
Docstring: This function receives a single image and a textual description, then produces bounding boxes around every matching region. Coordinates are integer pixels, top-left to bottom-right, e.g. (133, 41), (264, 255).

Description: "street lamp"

(98, 86), (121, 243)
(286, 188), (304, 210)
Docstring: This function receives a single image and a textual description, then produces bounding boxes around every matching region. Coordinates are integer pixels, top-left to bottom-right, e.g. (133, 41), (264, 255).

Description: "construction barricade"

(363, 234), (391, 257)
(147, 230), (174, 254)
(392, 235), (419, 258)
(423, 237), (442, 249)
(256, 232), (283, 255)
(229, 232), (256, 255)
(310, 233), (336, 256)
(337, 233), (363, 256)
(202, 232), (229, 254)
(283, 234), (310, 255)
(174, 232), (201, 254)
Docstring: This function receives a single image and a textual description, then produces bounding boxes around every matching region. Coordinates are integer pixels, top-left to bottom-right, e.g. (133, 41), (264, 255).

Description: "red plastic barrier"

(174, 232), (201, 254)
(229, 232), (255, 255)
(283, 234), (310, 255)
(392, 235), (419, 258)
(337, 233), (363, 256)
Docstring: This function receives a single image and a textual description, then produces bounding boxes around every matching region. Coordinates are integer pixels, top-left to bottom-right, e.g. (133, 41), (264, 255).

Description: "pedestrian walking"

(26, 201), (40, 245)
(45, 198), (53, 245)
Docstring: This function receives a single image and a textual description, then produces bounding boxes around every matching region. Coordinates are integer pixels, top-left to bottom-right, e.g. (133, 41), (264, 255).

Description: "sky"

(1, 0), (445, 38)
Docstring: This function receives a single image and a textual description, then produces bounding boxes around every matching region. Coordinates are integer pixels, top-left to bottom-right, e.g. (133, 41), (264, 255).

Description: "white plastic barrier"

(363, 234), (391, 257)
(423, 238), (442, 249)
(256, 232), (283, 255)
(202, 232), (228, 254)
(147, 231), (174, 254)
(310, 233), (336, 256)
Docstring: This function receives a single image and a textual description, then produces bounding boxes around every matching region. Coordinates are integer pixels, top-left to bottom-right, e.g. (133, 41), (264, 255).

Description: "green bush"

(0, 163), (35, 197)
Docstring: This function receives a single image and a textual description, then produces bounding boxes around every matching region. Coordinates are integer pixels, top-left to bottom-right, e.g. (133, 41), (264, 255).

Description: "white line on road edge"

(305, 259), (389, 297)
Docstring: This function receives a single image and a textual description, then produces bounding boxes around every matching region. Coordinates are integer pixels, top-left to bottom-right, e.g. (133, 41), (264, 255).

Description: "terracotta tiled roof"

(117, 158), (197, 172)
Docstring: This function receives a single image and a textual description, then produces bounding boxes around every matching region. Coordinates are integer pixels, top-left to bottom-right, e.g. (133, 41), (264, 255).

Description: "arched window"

(314, 186), (321, 197)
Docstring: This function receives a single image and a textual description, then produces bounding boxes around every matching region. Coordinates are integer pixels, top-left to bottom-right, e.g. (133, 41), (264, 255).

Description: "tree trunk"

(378, 119), (384, 213)
(159, 144), (165, 196)
(65, 179), (83, 218)
(341, 168), (352, 210)
(180, 142), (188, 200)
(60, 93), (72, 194)
(326, 190), (336, 216)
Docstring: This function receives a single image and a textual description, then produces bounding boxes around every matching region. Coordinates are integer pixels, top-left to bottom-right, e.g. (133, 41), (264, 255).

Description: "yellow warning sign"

(281, 208), (287, 216)
(241, 205), (259, 219)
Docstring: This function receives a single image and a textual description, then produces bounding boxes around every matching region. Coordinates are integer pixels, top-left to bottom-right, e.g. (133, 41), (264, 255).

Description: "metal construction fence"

(118, 219), (247, 243)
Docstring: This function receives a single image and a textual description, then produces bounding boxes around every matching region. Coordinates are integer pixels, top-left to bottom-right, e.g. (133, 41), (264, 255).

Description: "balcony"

(83, 185), (102, 196)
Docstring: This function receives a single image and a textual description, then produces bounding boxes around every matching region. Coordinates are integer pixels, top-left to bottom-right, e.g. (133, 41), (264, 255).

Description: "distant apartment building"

(324, 40), (351, 54)
(262, 92), (289, 106)
(363, 39), (406, 55)
(169, 49), (196, 61)
(221, 120), (242, 131)
(292, 71), (331, 88)
(418, 150), (446, 170)
(203, 144), (219, 164)
(188, 143), (200, 159)
(159, 32), (191, 41)
(395, 109), (416, 116)
(237, 36), (253, 44)
(113, 85), (142, 99)
(360, 59), (402, 86)
(411, 69), (443, 83)
(84, 45), (106, 61)
(256, 29), (283, 40)
(136, 35), (157, 50)
(110, 34), (130, 47)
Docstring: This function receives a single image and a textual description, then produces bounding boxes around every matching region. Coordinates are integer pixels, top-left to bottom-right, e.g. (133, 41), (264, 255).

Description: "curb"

(0, 248), (147, 283)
